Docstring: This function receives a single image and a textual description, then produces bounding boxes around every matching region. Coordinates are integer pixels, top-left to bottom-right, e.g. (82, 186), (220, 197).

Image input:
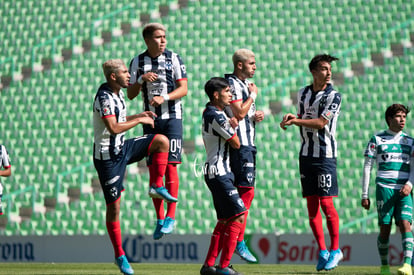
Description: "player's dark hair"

(142, 23), (166, 39)
(204, 77), (229, 101)
(309, 54), (339, 71)
(385, 104), (410, 126)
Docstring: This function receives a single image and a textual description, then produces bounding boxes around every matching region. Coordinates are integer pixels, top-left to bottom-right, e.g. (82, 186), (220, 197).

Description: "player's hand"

(361, 198), (370, 210)
(400, 183), (412, 197)
(150, 96), (164, 107)
(229, 117), (239, 129)
(138, 111), (157, 118)
(279, 113), (296, 130)
(138, 116), (155, 128)
(255, 110), (265, 122)
(248, 83), (258, 95)
(142, 72), (158, 83)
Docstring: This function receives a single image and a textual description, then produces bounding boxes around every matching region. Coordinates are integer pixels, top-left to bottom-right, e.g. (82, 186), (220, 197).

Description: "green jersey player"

(361, 104), (414, 275)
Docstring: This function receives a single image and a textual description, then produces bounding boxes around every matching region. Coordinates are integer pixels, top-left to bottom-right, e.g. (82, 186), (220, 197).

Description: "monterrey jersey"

(202, 104), (237, 179)
(128, 49), (187, 120)
(297, 84), (341, 158)
(0, 145), (11, 185)
(93, 83), (127, 160)
(364, 130), (414, 189)
(225, 74), (256, 147)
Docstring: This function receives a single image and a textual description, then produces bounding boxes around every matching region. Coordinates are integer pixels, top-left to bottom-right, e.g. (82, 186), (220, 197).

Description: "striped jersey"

(128, 49), (187, 120)
(202, 104), (237, 179)
(225, 74), (256, 147)
(93, 83), (127, 160)
(364, 130), (414, 189)
(297, 84), (341, 158)
(0, 145), (11, 185)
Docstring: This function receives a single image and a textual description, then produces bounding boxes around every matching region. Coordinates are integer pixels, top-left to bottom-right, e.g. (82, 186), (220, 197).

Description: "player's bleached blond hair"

(102, 59), (125, 80)
(142, 22), (166, 39)
(232, 49), (255, 66)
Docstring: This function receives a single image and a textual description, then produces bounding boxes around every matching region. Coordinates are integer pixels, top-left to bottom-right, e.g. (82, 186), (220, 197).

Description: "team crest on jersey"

(165, 60), (173, 70)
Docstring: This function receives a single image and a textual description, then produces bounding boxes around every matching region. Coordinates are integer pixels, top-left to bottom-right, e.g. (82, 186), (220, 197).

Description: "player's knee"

(152, 134), (169, 152)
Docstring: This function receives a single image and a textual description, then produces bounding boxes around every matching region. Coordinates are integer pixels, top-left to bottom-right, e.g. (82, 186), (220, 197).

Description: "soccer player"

(224, 49), (264, 263)
(200, 77), (246, 275)
(0, 144), (11, 215)
(93, 59), (176, 275)
(279, 54), (342, 271)
(127, 23), (187, 240)
(361, 104), (414, 275)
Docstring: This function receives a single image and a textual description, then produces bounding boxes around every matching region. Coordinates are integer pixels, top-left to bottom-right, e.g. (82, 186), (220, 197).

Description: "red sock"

(106, 221), (124, 258)
(237, 187), (254, 241)
(321, 197), (340, 250)
(306, 196), (327, 251)
(148, 152), (168, 188)
(204, 222), (226, 267)
(219, 220), (243, 268)
(165, 164), (179, 219)
(152, 198), (165, 220)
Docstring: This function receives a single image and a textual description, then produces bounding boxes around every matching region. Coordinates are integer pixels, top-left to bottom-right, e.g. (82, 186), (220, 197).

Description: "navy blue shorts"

(93, 135), (155, 204)
(299, 156), (338, 197)
(204, 174), (247, 221)
(143, 118), (182, 164)
(230, 145), (256, 187)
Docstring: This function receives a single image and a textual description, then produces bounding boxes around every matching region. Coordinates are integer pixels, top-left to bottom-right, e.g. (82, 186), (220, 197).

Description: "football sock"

(205, 222), (226, 267)
(401, 231), (414, 264)
(237, 187), (254, 241)
(165, 164), (179, 219)
(219, 219), (243, 268)
(377, 235), (389, 266)
(152, 198), (165, 220)
(320, 197), (340, 250)
(148, 152), (168, 188)
(306, 196), (327, 251)
(106, 221), (124, 258)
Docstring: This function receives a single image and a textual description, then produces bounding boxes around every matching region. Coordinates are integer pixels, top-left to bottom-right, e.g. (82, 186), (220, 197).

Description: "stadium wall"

(0, 234), (405, 266)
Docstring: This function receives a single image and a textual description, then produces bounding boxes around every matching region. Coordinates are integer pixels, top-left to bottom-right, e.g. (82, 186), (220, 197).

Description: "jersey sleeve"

(364, 136), (377, 158)
(212, 113), (236, 141)
(228, 78), (243, 102)
(321, 92), (341, 121)
(95, 92), (115, 118)
(128, 56), (139, 85)
(1, 145), (11, 168)
(173, 53), (187, 81)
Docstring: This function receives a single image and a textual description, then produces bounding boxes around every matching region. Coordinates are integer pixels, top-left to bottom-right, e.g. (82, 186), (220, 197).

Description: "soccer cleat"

(115, 255), (134, 275)
(153, 219), (164, 240)
(200, 265), (217, 275)
(235, 240), (258, 263)
(160, 217), (175, 234)
(316, 250), (330, 271)
(398, 263), (413, 275)
(216, 265), (243, 275)
(324, 249), (343, 270)
(148, 186), (178, 203)
(380, 265), (391, 275)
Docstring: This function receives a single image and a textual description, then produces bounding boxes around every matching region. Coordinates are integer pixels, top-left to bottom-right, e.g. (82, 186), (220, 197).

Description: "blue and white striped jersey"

(225, 74), (256, 147)
(364, 130), (414, 189)
(202, 104), (237, 179)
(128, 49), (187, 120)
(0, 145), (11, 185)
(297, 84), (341, 158)
(93, 83), (127, 160)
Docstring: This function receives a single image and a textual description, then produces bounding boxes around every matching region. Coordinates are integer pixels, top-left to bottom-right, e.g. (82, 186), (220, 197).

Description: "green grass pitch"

(0, 263), (396, 275)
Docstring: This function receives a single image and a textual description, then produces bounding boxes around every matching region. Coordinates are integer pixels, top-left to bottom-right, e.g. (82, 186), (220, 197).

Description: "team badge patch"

(165, 61), (173, 70)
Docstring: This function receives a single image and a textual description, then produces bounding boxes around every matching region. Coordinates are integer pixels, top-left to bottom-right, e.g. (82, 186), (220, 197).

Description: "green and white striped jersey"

(364, 130), (414, 189)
